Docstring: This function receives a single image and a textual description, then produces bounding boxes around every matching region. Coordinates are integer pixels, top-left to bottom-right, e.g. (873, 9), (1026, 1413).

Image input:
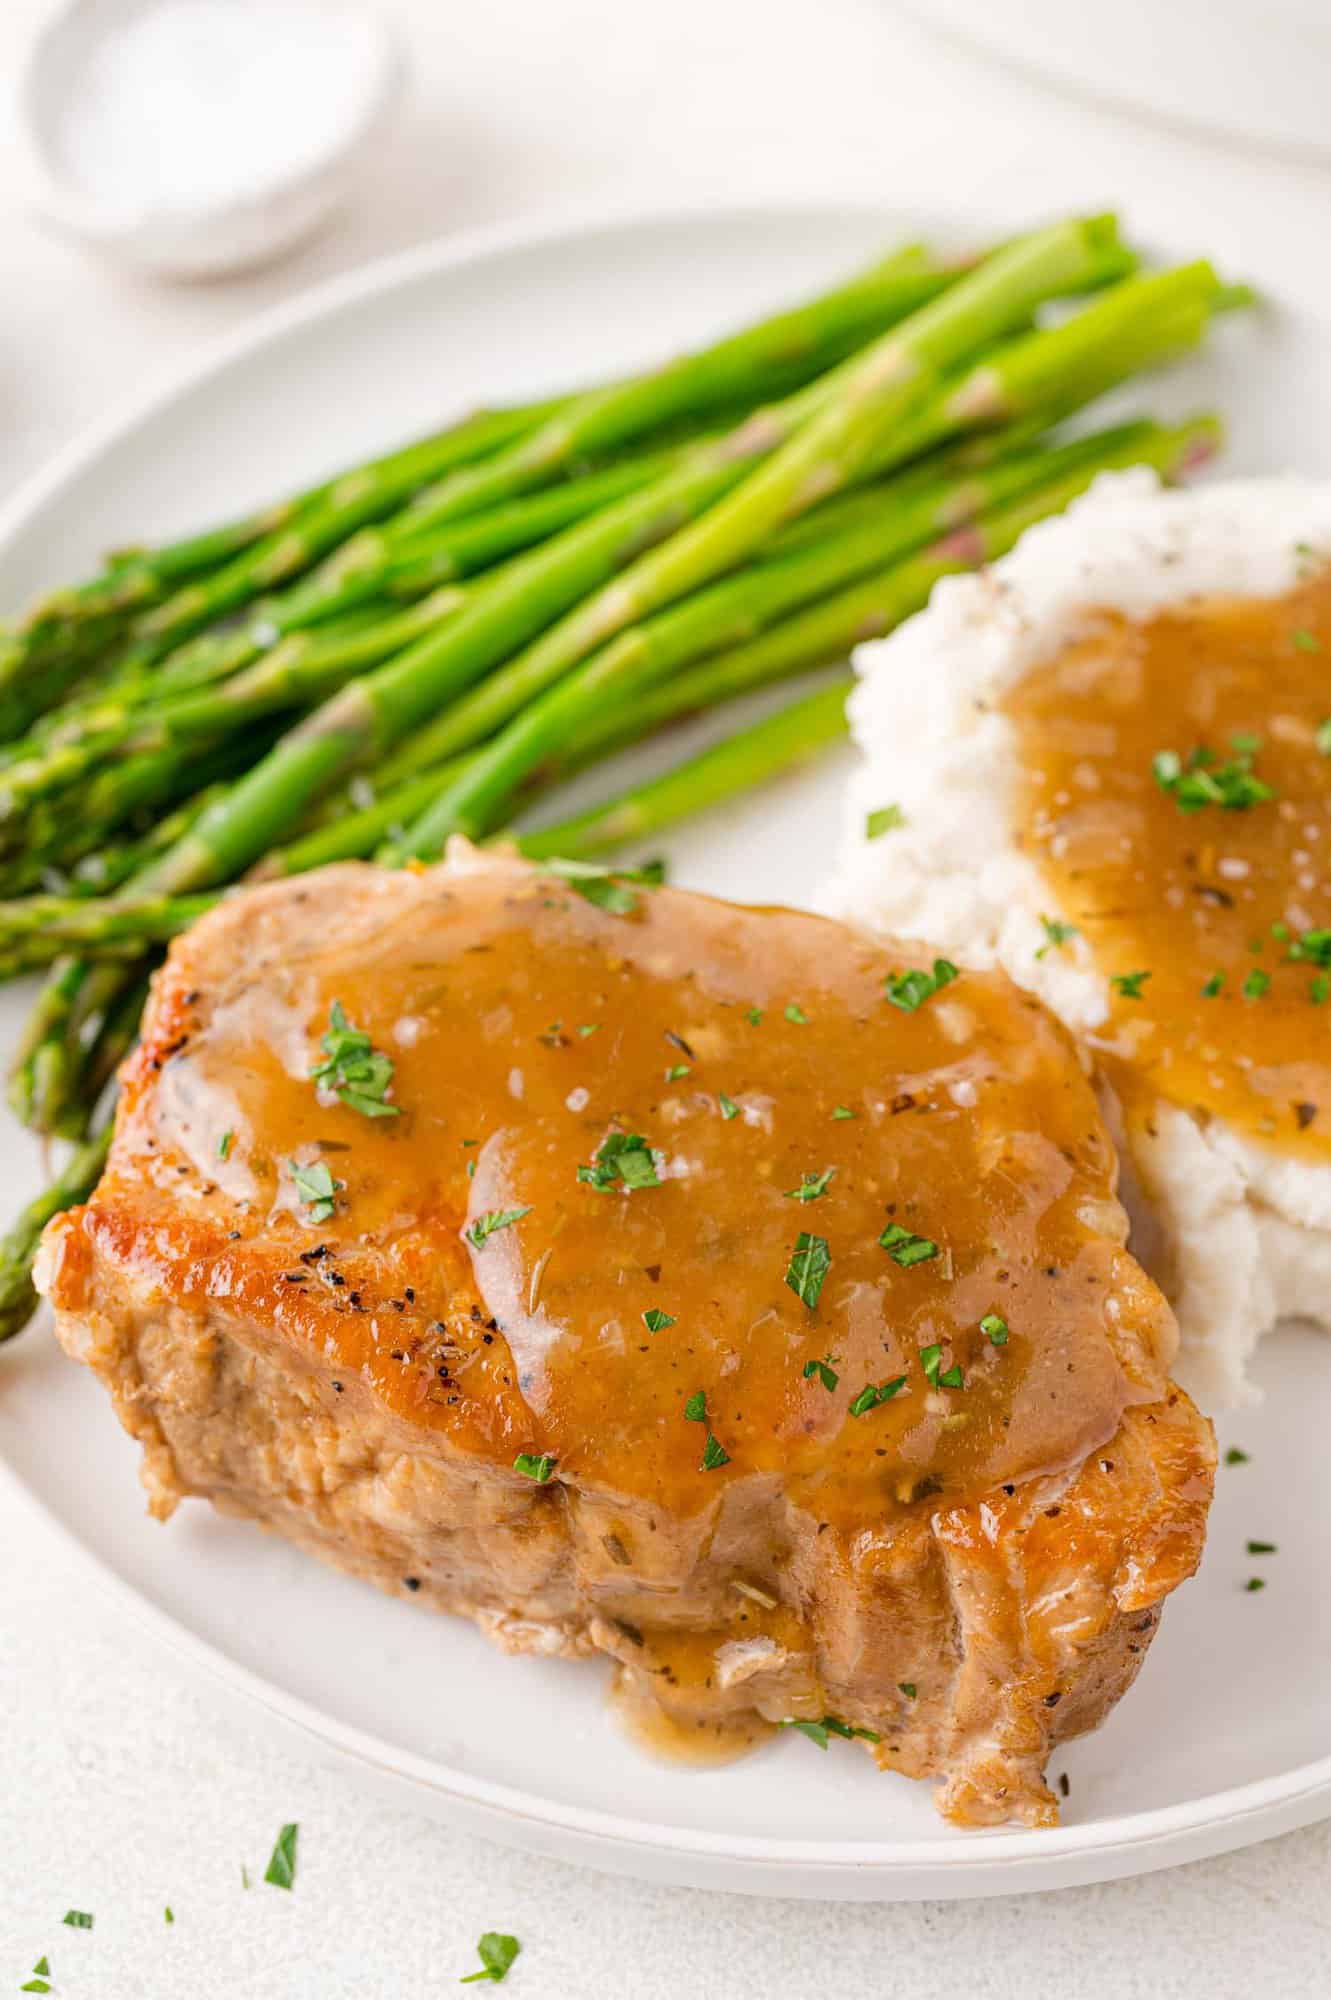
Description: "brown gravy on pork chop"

(41, 856), (1210, 1820)
(128, 862), (1152, 1522)
(1004, 567), (1331, 1157)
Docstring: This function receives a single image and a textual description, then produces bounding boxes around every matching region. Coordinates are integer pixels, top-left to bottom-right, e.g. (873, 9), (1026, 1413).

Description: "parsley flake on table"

(980, 1312), (1009, 1345)
(513, 1452), (556, 1483)
(700, 1432), (731, 1471)
(802, 1355), (839, 1393)
(784, 1166), (835, 1203)
(310, 1000), (400, 1118)
(643, 1308), (676, 1332)
(865, 803), (905, 840)
(1246, 1539), (1277, 1555)
(884, 959), (958, 1012)
(1152, 745), (1274, 812)
(465, 1205), (532, 1248)
(263, 1823), (298, 1890)
(1036, 916), (1079, 959)
(577, 1130), (662, 1192)
(289, 1159), (342, 1223)
(848, 1375), (907, 1417)
(1244, 1577), (1267, 1593)
(1225, 1446), (1251, 1466)
(1110, 970), (1151, 1000)
(879, 1221), (937, 1267)
(460, 1932), (522, 1985)
(784, 1231), (830, 1309)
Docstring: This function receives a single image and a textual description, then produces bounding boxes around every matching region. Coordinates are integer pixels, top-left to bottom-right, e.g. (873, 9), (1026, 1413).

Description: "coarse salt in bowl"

(17, 0), (403, 278)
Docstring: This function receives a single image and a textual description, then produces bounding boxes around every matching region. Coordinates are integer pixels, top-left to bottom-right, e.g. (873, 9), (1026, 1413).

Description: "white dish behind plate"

(0, 203), (1328, 1899)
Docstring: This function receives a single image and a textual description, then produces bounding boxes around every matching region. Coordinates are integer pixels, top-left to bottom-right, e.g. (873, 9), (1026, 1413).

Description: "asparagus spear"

(387, 411), (1217, 859)
(516, 675), (853, 862)
(0, 1117), (114, 1340)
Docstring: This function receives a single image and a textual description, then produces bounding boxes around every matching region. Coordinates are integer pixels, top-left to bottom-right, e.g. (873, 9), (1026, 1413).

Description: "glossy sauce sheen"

(79, 858), (1164, 1533)
(1005, 570), (1331, 1158)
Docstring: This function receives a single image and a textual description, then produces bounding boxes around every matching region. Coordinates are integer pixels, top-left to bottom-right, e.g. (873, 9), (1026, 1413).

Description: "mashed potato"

(829, 469), (1331, 1406)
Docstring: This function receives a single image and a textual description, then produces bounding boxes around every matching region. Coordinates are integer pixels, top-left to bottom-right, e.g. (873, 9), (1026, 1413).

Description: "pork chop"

(37, 847), (1214, 1825)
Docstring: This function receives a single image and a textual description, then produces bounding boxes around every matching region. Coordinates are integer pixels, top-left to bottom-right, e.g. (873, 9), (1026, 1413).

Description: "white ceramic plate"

(1, 202), (1328, 1902)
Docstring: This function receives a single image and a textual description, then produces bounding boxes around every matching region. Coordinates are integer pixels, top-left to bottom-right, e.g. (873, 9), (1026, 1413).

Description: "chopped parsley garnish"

(263, 1824), (298, 1890)
(32, 1962), (49, 1979)
(577, 1021), (600, 1037)
(865, 803), (905, 840)
(1036, 916), (1079, 959)
(164, 1910), (173, 1925)
(884, 958), (958, 1012)
(784, 1002), (808, 1025)
(643, 1308), (676, 1332)
(745, 1007), (764, 1026)
(683, 1390), (707, 1422)
(217, 1129), (234, 1161)
(542, 856), (664, 915)
(980, 1312), (1009, 1345)
(802, 1354), (839, 1393)
(1225, 1446), (1250, 1466)
(465, 1205), (532, 1248)
(1246, 1539), (1277, 1555)
(920, 1344), (963, 1390)
(1152, 745), (1274, 813)
(665, 1063), (691, 1081)
(1317, 717), (1331, 757)
(718, 1092), (739, 1121)
(577, 1130), (662, 1192)
(21, 1982), (50, 1995)
(460, 1932), (522, 1985)
(1201, 972), (1225, 998)
(1287, 927), (1331, 968)
(1292, 628), (1321, 653)
(879, 1221), (938, 1267)
(779, 1715), (880, 1748)
(700, 1433), (731, 1471)
(310, 1000), (400, 1118)
(1244, 1577), (1267, 1593)
(1313, 974), (1331, 1006)
(513, 1452), (556, 1483)
(784, 1231), (830, 1309)
(1242, 969), (1270, 1001)
(289, 1158), (342, 1222)
(61, 1912), (93, 1932)
(784, 1166), (835, 1203)
(831, 1105), (858, 1120)
(898, 1682), (917, 1699)
(1110, 970), (1151, 1000)
(848, 1375), (907, 1417)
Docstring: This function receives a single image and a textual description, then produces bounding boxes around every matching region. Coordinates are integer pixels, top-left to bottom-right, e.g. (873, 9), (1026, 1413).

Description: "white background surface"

(3, 0), (1331, 1992)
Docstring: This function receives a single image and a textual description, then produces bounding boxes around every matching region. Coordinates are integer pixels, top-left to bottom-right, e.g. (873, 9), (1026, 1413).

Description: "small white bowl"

(16, 0), (403, 280)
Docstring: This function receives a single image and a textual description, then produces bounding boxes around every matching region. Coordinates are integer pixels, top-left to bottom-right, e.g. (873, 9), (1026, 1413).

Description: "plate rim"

(3, 194), (1329, 1895)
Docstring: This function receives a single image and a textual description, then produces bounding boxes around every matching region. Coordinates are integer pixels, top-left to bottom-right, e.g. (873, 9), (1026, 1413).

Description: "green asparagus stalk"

(387, 410), (1218, 860)
(0, 1117), (115, 1340)
(515, 675), (853, 861)
(0, 411), (1219, 971)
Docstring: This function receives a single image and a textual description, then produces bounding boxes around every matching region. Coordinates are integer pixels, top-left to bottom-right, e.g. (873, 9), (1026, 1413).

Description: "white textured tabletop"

(3, 1), (1331, 1993)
